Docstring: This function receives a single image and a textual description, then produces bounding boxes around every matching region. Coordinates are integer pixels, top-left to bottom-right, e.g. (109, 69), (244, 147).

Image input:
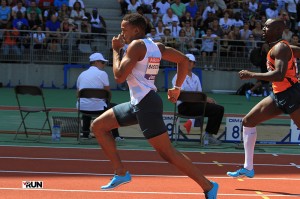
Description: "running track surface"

(0, 145), (299, 199)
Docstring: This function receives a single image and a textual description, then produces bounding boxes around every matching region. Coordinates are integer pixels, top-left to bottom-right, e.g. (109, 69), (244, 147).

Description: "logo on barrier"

(225, 117), (242, 141)
(163, 114), (179, 139)
(22, 181), (43, 189)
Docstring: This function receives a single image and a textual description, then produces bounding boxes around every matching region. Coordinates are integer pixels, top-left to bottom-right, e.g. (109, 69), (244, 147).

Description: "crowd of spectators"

(118, 0), (300, 70)
(0, 0), (107, 56)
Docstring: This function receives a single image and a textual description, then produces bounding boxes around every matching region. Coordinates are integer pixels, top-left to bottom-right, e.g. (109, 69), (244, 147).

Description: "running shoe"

(101, 171), (131, 190)
(183, 119), (192, 134)
(207, 134), (222, 145)
(115, 136), (125, 142)
(205, 181), (219, 199)
(227, 168), (255, 178)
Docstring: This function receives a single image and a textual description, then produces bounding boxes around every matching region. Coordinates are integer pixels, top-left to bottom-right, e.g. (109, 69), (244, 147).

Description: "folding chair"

(14, 85), (52, 140)
(77, 88), (111, 140)
(171, 91), (207, 145)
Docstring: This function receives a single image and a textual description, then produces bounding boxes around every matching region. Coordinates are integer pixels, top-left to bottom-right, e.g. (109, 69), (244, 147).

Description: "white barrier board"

(225, 117), (242, 141)
(163, 114), (179, 139)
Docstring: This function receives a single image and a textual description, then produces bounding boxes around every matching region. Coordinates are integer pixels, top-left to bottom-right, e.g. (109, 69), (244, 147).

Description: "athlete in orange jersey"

(227, 18), (300, 178)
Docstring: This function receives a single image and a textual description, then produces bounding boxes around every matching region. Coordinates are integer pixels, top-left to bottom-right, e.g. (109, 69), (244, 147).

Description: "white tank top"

(126, 38), (162, 105)
(90, 15), (102, 28)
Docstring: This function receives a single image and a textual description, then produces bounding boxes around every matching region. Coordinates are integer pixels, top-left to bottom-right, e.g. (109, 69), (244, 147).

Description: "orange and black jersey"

(266, 40), (298, 93)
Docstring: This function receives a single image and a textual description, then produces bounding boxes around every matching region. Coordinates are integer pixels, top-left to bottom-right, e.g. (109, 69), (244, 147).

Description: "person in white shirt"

(155, 0), (170, 16)
(248, 0), (258, 13)
(172, 54), (224, 145)
(69, 0), (85, 9)
(265, 3), (279, 19)
(202, 0), (216, 21)
(12, 0), (26, 19)
(162, 8), (179, 26)
(77, 52), (123, 141)
(200, 28), (219, 70)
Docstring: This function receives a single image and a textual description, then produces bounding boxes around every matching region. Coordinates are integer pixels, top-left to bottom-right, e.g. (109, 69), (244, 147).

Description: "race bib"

(145, 57), (160, 80)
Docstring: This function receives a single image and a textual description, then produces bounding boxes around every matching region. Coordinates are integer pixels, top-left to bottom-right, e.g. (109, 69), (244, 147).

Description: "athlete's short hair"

(123, 13), (147, 33)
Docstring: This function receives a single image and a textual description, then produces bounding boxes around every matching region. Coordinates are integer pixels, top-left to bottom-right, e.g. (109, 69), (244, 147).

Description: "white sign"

(163, 114), (179, 139)
(225, 117), (242, 141)
(290, 119), (300, 143)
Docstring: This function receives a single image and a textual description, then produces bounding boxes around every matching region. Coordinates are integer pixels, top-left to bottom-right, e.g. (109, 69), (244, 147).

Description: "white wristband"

(174, 86), (181, 90)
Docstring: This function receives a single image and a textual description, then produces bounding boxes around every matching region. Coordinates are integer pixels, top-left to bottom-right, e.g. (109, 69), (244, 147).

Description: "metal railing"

(0, 29), (260, 71)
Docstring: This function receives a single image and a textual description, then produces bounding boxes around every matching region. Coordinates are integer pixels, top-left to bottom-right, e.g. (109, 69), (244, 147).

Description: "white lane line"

(0, 156), (298, 168)
(1, 170), (300, 181)
(0, 187), (299, 197)
(290, 163), (300, 169)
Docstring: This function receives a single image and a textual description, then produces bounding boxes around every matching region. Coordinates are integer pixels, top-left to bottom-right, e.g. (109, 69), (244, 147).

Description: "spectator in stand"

(13, 11), (29, 30)
(202, 11), (216, 30)
(11, 0), (26, 19)
(45, 14), (61, 51)
(181, 20), (197, 52)
(285, 0), (297, 32)
(240, 22), (252, 41)
(28, 10), (43, 30)
(43, 4), (58, 21)
(202, 0), (216, 21)
(248, 15), (256, 30)
(77, 16), (92, 53)
(171, 0), (186, 18)
(146, 27), (161, 42)
(248, 0), (258, 14)
(140, 0), (153, 14)
(258, 0), (273, 13)
(278, 10), (291, 29)
(212, 0), (227, 13)
(251, 21), (263, 41)
(0, 0), (11, 29)
(69, 0), (85, 10)
(8, 0), (25, 7)
(117, 0), (129, 16)
(277, 0), (285, 13)
(169, 19), (181, 38)
(57, 3), (70, 22)
(26, 0), (43, 23)
(200, 28), (218, 71)
(180, 11), (193, 27)
(162, 8), (179, 26)
(265, 2), (278, 19)
(2, 23), (21, 56)
(220, 33), (231, 58)
(127, 0), (141, 13)
(54, 0), (69, 10)
(219, 10), (232, 34)
(228, 26), (245, 57)
(155, 20), (165, 37)
(185, 0), (198, 18)
(148, 8), (159, 27)
(38, 0), (54, 11)
(162, 27), (176, 48)
(155, 0), (170, 16)
(240, 2), (252, 22)
(210, 18), (223, 37)
(70, 1), (85, 27)
(259, 14), (267, 25)
(176, 29), (189, 53)
(282, 26), (293, 42)
(88, 8), (107, 41)
(24, 0), (37, 7)
(61, 19), (79, 51)
(18, 24), (31, 52)
(33, 25), (47, 49)
(231, 12), (244, 28)
(245, 33), (256, 57)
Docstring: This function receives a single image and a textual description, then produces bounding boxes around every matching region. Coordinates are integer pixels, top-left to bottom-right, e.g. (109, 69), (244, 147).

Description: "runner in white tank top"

(90, 13), (219, 198)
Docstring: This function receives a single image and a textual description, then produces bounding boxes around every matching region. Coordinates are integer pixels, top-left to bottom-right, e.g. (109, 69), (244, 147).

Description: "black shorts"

(270, 83), (300, 114)
(112, 90), (167, 139)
